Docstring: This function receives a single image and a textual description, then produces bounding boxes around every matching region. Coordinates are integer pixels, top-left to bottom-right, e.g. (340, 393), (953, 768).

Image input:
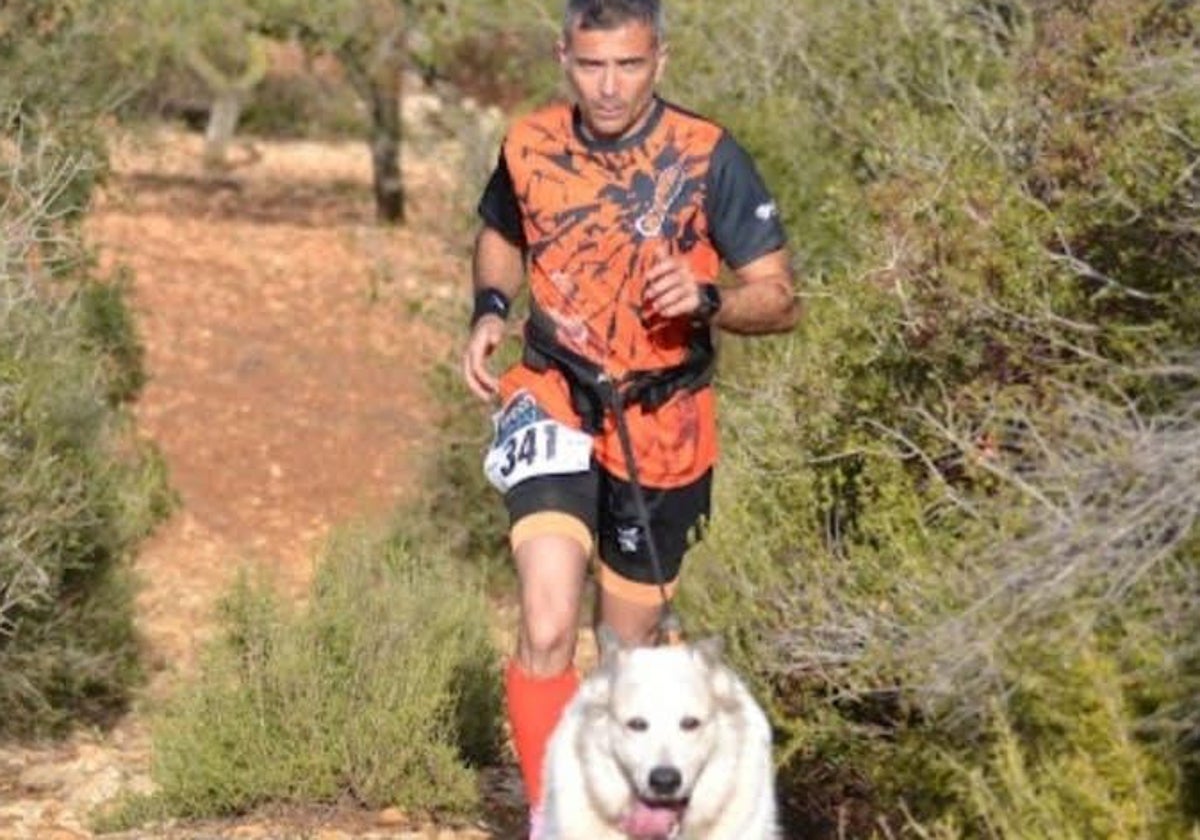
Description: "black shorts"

(505, 463), (712, 587)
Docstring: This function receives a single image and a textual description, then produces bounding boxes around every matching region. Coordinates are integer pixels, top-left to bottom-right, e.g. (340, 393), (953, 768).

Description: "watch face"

(701, 284), (722, 318)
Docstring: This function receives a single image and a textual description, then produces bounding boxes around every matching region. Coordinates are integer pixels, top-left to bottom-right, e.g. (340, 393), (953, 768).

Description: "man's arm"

(472, 224), (525, 300)
(714, 247), (799, 335)
(462, 225), (525, 401)
(642, 245), (799, 335)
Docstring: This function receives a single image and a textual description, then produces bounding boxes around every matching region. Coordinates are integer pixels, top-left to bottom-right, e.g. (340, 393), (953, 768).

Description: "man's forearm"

(472, 226), (526, 301)
(714, 277), (799, 335)
(714, 249), (799, 335)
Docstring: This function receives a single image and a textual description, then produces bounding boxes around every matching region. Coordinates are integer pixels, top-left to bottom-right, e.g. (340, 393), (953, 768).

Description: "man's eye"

(626, 717), (649, 732)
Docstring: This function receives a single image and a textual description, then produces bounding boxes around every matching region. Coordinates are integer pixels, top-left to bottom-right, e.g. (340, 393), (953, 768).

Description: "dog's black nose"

(648, 765), (682, 796)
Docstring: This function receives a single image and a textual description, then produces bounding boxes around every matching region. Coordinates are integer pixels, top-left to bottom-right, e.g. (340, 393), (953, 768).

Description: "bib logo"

(635, 162), (686, 238)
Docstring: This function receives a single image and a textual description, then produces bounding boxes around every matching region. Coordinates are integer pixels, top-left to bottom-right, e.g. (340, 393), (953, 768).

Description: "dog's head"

(579, 627), (743, 836)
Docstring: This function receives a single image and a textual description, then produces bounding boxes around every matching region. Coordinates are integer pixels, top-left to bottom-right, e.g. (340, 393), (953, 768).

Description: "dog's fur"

(541, 629), (779, 839)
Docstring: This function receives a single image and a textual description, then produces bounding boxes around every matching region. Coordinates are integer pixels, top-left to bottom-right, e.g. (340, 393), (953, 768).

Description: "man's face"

(558, 19), (667, 141)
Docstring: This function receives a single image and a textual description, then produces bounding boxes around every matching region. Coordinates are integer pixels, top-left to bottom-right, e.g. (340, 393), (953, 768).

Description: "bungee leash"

(519, 311), (708, 647)
(605, 374), (684, 647)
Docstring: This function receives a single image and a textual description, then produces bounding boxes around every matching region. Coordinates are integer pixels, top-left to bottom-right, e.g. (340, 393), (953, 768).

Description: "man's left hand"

(642, 245), (703, 320)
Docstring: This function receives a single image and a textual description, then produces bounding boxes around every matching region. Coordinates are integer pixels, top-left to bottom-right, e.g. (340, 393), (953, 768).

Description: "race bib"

(484, 390), (593, 493)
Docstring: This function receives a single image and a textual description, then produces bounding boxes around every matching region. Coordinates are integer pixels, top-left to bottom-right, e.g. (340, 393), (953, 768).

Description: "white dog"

(541, 628), (779, 839)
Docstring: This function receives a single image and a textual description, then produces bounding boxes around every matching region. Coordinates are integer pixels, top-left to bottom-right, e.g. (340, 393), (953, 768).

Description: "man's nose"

(600, 65), (618, 97)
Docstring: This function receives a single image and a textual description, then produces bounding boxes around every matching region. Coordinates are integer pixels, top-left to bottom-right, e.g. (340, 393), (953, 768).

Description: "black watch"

(695, 283), (722, 322)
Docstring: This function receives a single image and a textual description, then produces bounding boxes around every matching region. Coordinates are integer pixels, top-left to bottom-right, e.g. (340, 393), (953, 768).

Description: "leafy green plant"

(114, 525), (503, 825)
(0, 121), (171, 737)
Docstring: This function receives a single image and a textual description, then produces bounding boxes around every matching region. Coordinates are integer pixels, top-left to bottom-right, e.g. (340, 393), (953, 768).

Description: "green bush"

(240, 64), (367, 140)
(661, 0), (1200, 833)
(920, 632), (1191, 840)
(117, 525), (504, 825)
(0, 128), (172, 736)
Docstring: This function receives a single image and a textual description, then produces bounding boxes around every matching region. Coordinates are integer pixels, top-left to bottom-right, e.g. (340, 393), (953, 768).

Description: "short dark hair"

(562, 0), (665, 43)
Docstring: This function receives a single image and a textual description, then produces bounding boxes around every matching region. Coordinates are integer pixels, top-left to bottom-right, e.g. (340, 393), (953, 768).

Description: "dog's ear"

(578, 669), (613, 706)
(595, 623), (627, 667)
(693, 635), (725, 666)
(709, 663), (740, 710)
(692, 636), (741, 710)
(577, 658), (615, 708)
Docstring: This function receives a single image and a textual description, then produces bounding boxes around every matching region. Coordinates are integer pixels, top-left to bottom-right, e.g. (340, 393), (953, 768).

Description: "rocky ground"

(0, 123), (526, 840)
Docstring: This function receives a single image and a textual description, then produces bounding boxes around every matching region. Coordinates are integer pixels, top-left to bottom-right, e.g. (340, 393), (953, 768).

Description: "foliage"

(434, 0), (1200, 833)
(649, 0), (1200, 833)
(108, 526), (504, 826)
(422, 362), (516, 591)
(0, 1), (158, 103)
(2, 0), (1188, 832)
(0, 0), (175, 738)
(0, 128), (172, 736)
(918, 635), (1191, 839)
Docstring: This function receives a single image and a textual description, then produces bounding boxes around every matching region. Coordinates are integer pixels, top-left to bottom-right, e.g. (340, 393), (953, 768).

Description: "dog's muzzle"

(621, 797), (686, 839)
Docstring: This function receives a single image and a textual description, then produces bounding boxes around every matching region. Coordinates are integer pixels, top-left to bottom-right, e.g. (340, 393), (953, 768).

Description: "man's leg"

(595, 564), (677, 646)
(505, 514), (592, 812)
(595, 467), (711, 646)
(514, 530), (589, 674)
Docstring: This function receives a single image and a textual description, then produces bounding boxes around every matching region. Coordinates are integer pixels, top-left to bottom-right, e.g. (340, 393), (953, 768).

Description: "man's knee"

(513, 519), (592, 673)
(519, 610), (578, 672)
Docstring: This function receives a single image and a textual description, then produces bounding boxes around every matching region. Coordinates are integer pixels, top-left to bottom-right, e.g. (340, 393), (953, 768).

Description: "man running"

(460, 0), (798, 833)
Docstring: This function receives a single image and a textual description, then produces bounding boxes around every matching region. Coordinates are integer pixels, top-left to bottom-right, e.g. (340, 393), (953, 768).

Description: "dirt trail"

(0, 127), (518, 839)
(101, 130), (457, 672)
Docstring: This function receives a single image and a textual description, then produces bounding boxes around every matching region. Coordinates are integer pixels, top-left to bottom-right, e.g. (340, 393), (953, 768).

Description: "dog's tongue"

(622, 801), (682, 838)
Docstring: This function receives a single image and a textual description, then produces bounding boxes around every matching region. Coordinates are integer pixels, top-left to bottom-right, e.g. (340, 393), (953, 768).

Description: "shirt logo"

(635, 162), (686, 238)
(616, 525), (641, 554)
(755, 201), (778, 221)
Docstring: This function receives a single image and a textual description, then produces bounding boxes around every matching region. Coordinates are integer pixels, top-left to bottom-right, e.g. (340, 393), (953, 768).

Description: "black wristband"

(694, 283), (723, 322)
(471, 288), (511, 327)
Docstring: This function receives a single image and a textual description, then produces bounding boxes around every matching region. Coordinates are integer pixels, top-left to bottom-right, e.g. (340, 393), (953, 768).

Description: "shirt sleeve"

(705, 133), (787, 270)
(477, 148), (527, 249)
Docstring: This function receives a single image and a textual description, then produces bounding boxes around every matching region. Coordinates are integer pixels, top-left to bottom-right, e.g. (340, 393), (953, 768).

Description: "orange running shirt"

(479, 97), (786, 487)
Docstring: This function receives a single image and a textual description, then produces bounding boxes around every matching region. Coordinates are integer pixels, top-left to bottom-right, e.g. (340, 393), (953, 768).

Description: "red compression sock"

(504, 659), (579, 808)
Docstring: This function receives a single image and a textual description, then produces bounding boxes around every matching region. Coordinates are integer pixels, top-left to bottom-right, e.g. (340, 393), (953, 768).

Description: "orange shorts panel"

(510, 510), (594, 558)
(596, 561), (679, 606)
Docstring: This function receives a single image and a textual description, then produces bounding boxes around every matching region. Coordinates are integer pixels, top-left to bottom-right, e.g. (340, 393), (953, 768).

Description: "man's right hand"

(462, 314), (506, 401)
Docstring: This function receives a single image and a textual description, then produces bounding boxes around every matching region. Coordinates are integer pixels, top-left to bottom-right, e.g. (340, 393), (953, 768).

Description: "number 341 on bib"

(484, 390), (592, 493)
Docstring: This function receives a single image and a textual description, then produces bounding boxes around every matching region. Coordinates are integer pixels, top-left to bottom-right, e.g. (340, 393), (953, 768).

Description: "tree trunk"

(186, 34), (267, 173)
(338, 22), (406, 225)
(369, 77), (404, 224)
(203, 92), (242, 171)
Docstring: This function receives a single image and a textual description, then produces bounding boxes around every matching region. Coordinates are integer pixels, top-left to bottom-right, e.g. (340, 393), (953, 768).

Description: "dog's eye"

(680, 716), (701, 731)
(626, 717), (649, 732)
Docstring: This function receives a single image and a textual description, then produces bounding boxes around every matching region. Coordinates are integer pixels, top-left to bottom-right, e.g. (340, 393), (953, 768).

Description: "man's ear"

(555, 37), (568, 69)
(654, 41), (669, 83)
